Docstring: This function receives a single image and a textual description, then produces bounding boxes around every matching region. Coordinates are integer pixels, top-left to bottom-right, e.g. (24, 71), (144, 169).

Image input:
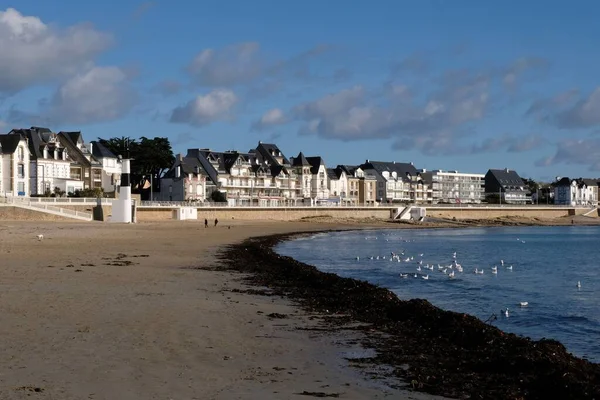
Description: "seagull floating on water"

(519, 302), (528, 307)
(422, 275), (429, 280)
(504, 308), (509, 317)
(577, 281), (582, 289)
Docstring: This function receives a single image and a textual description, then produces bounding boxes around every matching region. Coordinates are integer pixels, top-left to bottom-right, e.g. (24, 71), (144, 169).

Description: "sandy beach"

(0, 219), (450, 400)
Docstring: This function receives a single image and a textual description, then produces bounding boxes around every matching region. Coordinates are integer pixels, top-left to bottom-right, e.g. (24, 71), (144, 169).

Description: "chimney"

(176, 165), (181, 178)
(88, 142), (93, 155)
(505, 168), (509, 173)
(393, 161), (396, 164)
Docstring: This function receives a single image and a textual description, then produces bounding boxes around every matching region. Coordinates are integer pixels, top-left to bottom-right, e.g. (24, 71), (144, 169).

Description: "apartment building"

(421, 170), (485, 204)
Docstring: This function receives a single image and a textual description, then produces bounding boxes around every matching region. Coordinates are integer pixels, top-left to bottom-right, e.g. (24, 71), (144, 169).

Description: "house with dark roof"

(360, 160), (431, 204)
(90, 141), (122, 193)
(335, 165), (377, 205)
(484, 168), (529, 204)
(0, 134), (30, 196)
(57, 131), (104, 191)
(305, 156), (330, 201)
(183, 145), (297, 206)
(158, 154), (207, 202)
(8, 127), (76, 195)
(289, 151), (314, 200)
(553, 177), (599, 206)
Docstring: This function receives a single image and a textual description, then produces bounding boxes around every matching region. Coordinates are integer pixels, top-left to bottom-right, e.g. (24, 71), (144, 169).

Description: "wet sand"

(0, 220), (447, 400)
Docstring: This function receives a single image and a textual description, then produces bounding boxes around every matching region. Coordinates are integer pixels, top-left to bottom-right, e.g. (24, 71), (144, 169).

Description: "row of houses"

(2, 128), (596, 207)
(158, 141), (537, 206)
(0, 126), (122, 197)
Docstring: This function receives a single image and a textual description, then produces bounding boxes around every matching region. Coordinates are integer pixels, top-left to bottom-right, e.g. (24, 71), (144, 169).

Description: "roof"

(554, 177), (600, 188)
(90, 141), (117, 159)
(361, 160), (418, 182)
(326, 168), (340, 180)
(57, 131), (95, 167)
(305, 156), (325, 174)
(164, 155), (208, 179)
(486, 169), (527, 191)
(255, 142), (290, 166)
(0, 134), (22, 154)
(290, 152), (311, 167)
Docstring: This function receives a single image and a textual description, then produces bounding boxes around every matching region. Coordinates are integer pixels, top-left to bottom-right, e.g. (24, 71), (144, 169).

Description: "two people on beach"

(205, 218), (219, 228)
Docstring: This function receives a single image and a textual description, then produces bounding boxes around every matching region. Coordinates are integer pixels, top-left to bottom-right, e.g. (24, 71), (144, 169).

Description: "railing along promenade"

(0, 197), (588, 209)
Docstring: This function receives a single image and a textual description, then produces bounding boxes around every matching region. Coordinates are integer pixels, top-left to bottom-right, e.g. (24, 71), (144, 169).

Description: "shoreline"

(218, 223), (600, 399)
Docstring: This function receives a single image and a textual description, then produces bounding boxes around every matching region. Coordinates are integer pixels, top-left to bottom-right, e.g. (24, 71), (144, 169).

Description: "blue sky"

(2, 0), (600, 181)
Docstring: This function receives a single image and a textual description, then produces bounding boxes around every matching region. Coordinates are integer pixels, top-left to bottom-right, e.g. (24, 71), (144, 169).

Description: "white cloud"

(288, 73), (490, 151)
(536, 138), (600, 171)
(44, 66), (138, 124)
(527, 87), (600, 129)
(186, 42), (263, 87)
(251, 108), (287, 131)
(170, 89), (238, 126)
(0, 8), (112, 94)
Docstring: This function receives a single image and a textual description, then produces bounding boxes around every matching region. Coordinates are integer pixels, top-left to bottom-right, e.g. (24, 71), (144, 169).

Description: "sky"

(1, 0), (600, 181)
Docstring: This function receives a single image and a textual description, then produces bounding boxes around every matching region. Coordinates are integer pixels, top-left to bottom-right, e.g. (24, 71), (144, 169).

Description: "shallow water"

(276, 226), (600, 363)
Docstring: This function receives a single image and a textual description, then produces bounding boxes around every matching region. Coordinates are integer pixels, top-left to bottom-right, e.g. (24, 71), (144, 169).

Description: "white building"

(423, 170), (485, 204)
(0, 134), (30, 197)
(90, 141), (122, 194)
(327, 167), (349, 204)
(306, 156), (330, 201)
(554, 177), (598, 206)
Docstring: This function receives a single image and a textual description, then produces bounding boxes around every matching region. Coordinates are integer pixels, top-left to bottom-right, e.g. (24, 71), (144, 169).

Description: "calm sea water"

(276, 226), (600, 363)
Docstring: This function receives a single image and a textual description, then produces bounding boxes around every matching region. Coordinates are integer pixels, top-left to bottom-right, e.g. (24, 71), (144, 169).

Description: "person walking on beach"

(214, 218), (219, 227)
(204, 218), (208, 228)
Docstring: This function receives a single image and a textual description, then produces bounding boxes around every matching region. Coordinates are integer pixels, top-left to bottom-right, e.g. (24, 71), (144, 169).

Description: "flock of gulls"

(355, 234), (584, 318)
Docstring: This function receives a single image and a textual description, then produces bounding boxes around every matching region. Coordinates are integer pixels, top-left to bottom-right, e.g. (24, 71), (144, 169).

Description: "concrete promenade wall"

(136, 207), (391, 222)
(20, 203), (592, 222)
(425, 207), (577, 220)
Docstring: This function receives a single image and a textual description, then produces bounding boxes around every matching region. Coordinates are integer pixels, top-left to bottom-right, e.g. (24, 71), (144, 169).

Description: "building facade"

(484, 168), (529, 204)
(0, 134), (30, 197)
(90, 141), (122, 194)
(360, 160), (432, 204)
(159, 154), (206, 202)
(423, 170), (485, 203)
(553, 177), (599, 206)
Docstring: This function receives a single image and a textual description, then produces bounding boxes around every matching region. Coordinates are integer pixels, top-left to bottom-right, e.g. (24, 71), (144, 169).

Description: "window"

(17, 182), (25, 194)
(18, 147), (24, 161)
(17, 164), (25, 178)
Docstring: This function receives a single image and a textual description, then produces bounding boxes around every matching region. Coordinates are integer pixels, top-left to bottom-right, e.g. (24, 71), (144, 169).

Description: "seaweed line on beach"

(217, 230), (600, 400)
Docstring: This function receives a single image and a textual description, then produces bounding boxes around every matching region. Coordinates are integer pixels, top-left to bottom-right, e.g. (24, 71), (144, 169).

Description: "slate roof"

(90, 141), (117, 159)
(326, 168), (340, 180)
(361, 160), (418, 182)
(8, 127), (67, 161)
(554, 177), (600, 188)
(0, 134), (22, 154)
(255, 142), (290, 166)
(163, 155), (207, 179)
(57, 131), (96, 167)
(486, 169), (527, 191)
(305, 156), (325, 174)
(290, 152), (311, 167)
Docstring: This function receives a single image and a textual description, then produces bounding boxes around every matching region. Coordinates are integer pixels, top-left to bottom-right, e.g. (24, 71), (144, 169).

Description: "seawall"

(6, 203), (595, 222)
